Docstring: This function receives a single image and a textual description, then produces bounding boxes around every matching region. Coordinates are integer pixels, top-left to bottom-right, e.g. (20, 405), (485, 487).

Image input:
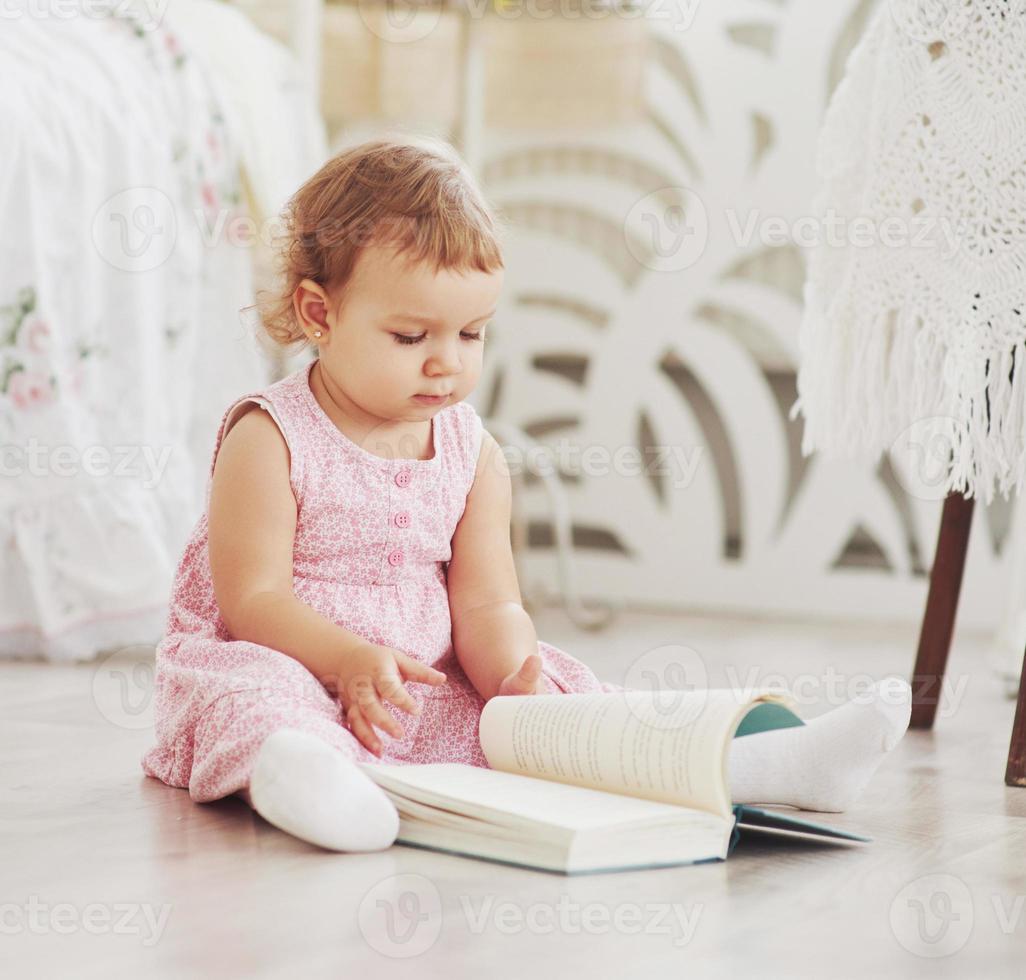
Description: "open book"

(357, 688), (870, 874)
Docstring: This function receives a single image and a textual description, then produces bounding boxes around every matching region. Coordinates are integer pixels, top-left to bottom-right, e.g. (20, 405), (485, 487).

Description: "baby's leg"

(728, 677), (912, 811)
(522, 640), (910, 812)
(191, 684), (398, 852)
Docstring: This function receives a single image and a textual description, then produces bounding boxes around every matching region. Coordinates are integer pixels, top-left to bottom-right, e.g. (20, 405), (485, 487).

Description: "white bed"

(0, 0), (327, 661)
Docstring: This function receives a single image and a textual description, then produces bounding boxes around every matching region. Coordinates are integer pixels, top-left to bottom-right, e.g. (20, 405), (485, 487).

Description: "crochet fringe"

(794, 280), (1026, 506)
(792, 0), (1026, 505)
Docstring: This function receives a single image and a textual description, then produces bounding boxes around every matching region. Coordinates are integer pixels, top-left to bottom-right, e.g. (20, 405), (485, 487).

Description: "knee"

(194, 684), (340, 752)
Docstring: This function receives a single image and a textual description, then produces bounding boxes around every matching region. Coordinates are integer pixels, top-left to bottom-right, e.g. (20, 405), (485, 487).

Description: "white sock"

(728, 677), (912, 812)
(246, 728), (399, 852)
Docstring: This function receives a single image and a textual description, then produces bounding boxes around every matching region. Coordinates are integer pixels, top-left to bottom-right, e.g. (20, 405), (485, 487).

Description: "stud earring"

(314, 330), (323, 338)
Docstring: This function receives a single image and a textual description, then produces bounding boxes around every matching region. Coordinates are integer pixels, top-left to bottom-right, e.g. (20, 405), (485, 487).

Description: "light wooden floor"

(3, 607), (1025, 979)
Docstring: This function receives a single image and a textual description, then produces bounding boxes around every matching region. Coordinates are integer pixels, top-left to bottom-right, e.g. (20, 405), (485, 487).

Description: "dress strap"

(448, 399), (485, 495)
(203, 368), (310, 507)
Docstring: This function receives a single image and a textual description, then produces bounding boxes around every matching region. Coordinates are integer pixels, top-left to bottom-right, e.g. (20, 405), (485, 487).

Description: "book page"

(479, 689), (779, 817)
(363, 762), (716, 833)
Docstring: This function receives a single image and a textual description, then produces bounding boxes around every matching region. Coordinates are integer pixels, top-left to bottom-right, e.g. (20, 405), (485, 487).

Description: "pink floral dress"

(141, 359), (621, 802)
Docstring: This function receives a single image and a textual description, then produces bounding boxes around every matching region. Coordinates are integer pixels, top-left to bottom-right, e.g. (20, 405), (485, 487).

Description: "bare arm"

(207, 406), (446, 753)
(448, 430), (548, 701)
(208, 405), (366, 695)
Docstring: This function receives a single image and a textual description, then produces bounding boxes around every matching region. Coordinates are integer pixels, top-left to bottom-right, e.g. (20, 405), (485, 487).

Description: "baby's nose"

(428, 349), (462, 374)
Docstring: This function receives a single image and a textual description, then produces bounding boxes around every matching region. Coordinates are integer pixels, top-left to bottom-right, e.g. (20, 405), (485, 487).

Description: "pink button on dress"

(140, 359), (623, 803)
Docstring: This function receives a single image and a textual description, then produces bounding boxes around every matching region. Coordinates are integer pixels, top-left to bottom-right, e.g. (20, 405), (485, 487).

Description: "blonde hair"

(256, 135), (506, 350)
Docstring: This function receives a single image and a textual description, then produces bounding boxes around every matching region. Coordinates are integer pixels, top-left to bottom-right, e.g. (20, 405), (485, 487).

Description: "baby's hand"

(337, 641), (447, 756)
(496, 653), (549, 697)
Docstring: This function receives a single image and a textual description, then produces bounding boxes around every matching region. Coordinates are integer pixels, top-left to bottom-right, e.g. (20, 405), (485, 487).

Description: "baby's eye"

(391, 331), (485, 346)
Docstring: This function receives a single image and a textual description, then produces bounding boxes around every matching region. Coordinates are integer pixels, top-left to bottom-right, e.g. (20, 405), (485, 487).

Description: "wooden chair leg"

(1005, 647), (1026, 786)
(910, 492), (975, 729)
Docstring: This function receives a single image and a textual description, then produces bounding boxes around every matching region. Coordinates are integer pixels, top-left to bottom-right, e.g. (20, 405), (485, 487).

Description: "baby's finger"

(395, 652), (448, 686)
(356, 688), (404, 740)
(345, 674), (401, 739)
(346, 703), (382, 756)
(520, 654), (542, 679)
(376, 671), (422, 717)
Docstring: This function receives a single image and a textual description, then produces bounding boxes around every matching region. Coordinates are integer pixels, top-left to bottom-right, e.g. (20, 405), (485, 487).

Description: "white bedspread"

(0, 0), (327, 660)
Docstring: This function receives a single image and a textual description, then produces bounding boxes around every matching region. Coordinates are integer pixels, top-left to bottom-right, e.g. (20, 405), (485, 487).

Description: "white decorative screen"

(472, 0), (1014, 629)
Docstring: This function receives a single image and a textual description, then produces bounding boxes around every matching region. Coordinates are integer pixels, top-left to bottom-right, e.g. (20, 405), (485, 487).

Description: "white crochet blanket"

(794, 0), (1026, 504)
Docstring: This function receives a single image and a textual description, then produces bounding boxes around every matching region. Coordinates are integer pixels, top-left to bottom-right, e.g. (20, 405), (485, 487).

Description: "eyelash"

(391, 331), (485, 346)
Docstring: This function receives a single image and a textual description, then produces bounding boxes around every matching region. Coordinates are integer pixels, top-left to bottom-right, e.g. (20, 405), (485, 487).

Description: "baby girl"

(141, 136), (912, 852)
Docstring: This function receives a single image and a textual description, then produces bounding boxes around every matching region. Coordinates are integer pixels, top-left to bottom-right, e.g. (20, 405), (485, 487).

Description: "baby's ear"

(294, 279), (331, 333)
